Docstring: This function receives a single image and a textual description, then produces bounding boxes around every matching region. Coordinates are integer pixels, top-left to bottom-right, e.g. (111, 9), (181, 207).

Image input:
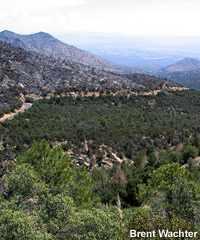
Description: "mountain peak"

(163, 57), (200, 72)
(181, 57), (200, 63)
(1, 30), (12, 34)
(31, 31), (54, 38)
(0, 30), (17, 37)
(0, 30), (121, 72)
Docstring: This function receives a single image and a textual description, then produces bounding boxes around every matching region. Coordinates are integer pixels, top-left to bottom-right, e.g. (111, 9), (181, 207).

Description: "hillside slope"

(1, 40), (180, 92)
(0, 30), (122, 72)
(165, 69), (200, 90)
(163, 57), (200, 72)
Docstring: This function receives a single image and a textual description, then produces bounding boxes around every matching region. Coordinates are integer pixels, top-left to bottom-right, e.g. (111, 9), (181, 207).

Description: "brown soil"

(0, 104), (26, 121)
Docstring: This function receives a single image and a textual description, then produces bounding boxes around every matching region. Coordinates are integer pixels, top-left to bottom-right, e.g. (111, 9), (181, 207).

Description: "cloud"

(2, 0), (88, 11)
(1, 0), (200, 36)
(0, 0), (89, 33)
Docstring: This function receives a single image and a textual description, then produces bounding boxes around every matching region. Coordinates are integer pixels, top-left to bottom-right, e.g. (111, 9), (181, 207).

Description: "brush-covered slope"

(165, 69), (200, 90)
(0, 41), (144, 96)
(0, 30), (122, 72)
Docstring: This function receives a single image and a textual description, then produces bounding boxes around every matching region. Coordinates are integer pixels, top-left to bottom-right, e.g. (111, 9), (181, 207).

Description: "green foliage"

(137, 161), (200, 227)
(166, 177), (200, 224)
(1, 90), (200, 238)
(134, 151), (145, 169)
(0, 163), (74, 239)
(71, 165), (93, 205)
(16, 140), (93, 205)
(0, 86), (23, 115)
(40, 191), (74, 237)
(0, 143), (96, 239)
(0, 209), (53, 239)
(2, 89), (200, 169)
(66, 208), (122, 240)
(147, 163), (189, 191)
(25, 97), (34, 103)
(148, 163), (189, 190)
(147, 152), (157, 167)
(1, 163), (46, 206)
(168, 150), (183, 164)
(0, 160), (124, 239)
(182, 145), (198, 164)
(16, 140), (73, 189)
(138, 163), (189, 204)
(126, 178), (142, 206)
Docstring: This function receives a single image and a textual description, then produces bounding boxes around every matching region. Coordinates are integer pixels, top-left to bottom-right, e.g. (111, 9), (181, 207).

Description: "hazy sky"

(1, 0), (200, 36)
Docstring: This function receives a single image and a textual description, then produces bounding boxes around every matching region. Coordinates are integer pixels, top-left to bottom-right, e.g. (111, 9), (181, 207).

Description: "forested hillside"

(1, 88), (198, 169)
(1, 88), (200, 238)
(165, 69), (200, 90)
(1, 37), (200, 239)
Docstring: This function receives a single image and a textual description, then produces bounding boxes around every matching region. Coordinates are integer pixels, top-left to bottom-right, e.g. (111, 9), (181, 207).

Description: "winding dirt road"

(0, 103), (32, 122)
(0, 87), (189, 122)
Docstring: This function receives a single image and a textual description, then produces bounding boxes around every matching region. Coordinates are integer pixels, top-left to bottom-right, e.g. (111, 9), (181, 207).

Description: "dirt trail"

(0, 103), (32, 122)
(0, 87), (189, 122)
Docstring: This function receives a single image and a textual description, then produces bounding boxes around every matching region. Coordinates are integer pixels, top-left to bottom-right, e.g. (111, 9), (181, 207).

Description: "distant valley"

(53, 33), (200, 90)
(54, 34), (200, 68)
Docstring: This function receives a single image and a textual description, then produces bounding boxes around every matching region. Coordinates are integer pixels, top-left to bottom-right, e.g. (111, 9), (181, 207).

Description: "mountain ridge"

(156, 57), (200, 90)
(162, 57), (200, 73)
(0, 40), (180, 110)
(0, 30), (122, 73)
